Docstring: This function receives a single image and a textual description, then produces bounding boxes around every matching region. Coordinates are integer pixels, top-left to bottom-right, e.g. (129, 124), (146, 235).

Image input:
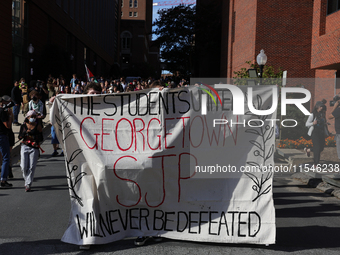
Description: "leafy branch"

(55, 98), (85, 206)
(244, 94), (274, 202)
(66, 149), (86, 207)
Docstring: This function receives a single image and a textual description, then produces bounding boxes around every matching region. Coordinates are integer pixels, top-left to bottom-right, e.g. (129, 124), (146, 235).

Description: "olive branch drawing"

(54, 98), (87, 207)
(66, 149), (85, 207)
(244, 94), (274, 202)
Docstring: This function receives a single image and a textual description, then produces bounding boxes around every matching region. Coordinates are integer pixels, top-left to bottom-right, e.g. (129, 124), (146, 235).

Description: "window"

(327, 0), (340, 15)
(129, 0), (133, 8)
(121, 11), (123, 17)
(129, 12), (132, 17)
(121, 0), (123, 7)
(134, 12), (137, 17)
(134, 0), (138, 8)
(121, 31), (132, 50)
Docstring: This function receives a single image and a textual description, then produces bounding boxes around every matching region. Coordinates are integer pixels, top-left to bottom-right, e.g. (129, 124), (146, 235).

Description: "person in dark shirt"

(11, 80), (22, 126)
(328, 97), (340, 160)
(0, 96), (13, 188)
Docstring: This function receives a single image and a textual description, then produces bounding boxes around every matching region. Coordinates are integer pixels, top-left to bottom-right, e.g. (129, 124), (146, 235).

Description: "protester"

(70, 74), (79, 92)
(18, 110), (43, 192)
(28, 91), (44, 118)
(120, 77), (127, 92)
(149, 80), (165, 89)
(328, 95), (340, 160)
(47, 78), (56, 99)
(5, 96), (15, 178)
(48, 92), (63, 157)
(83, 82), (102, 95)
(0, 96), (13, 188)
(305, 101), (327, 165)
(58, 75), (66, 93)
(73, 83), (83, 94)
(64, 86), (71, 94)
(21, 79), (30, 116)
(11, 80), (22, 126)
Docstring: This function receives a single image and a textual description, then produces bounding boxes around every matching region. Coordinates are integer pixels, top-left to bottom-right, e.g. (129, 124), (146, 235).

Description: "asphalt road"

(1, 135), (340, 254)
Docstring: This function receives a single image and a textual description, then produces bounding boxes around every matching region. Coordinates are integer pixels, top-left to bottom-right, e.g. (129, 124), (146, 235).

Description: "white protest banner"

(50, 85), (276, 245)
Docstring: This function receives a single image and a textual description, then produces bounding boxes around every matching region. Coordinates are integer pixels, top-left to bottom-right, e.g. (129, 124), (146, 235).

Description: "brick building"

(195, 0), (340, 110)
(224, 0), (316, 84)
(311, 0), (340, 105)
(7, 0), (121, 95)
(120, 0), (160, 77)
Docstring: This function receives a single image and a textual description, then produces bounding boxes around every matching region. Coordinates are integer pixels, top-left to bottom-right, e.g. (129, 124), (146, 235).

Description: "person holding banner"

(18, 110), (43, 192)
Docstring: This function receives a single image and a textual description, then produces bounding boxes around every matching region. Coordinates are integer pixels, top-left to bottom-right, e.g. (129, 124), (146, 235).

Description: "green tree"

(153, 4), (196, 76)
(233, 61), (283, 85)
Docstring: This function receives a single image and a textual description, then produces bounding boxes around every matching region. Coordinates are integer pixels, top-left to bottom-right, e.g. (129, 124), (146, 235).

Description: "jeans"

(13, 104), (20, 123)
(20, 144), (39, 187)
(0, 134), (10, 181)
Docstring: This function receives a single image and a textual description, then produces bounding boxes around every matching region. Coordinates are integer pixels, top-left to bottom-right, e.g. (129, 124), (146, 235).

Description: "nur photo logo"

(198, 84), (222, 115)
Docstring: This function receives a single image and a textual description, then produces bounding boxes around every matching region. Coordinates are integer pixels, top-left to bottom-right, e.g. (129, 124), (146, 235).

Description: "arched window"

(121, 31), (132, 50)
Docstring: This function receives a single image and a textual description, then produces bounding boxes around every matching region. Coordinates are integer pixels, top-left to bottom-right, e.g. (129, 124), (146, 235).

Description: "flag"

(85, 63), (94, 81)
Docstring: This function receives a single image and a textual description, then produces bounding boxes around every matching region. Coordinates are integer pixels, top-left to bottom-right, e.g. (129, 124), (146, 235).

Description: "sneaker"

(52, 151), (59, 157)
(134, 236), (151, 246)
(13, 122), (21, 126)
(59, 151), (64, 156)
(25, 185), (31, 192)
(152, 236), (163, 242)
(1, 181), (13, 188)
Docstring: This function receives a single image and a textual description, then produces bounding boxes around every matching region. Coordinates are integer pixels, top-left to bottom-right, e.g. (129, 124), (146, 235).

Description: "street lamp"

(256, 49), (267, 79)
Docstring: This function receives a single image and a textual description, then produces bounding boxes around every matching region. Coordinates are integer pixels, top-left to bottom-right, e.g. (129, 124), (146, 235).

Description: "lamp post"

(27, 43), (34, 79)
(256, 49), (267, 84)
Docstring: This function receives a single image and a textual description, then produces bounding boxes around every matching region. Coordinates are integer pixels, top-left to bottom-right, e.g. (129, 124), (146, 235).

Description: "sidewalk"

(275, 146), (340, 199)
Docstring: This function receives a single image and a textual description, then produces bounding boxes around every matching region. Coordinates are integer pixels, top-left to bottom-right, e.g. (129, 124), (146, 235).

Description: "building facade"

(7, 0), (121, 94)
(225, 0), (315, 80)
(120, 0), (160, 78)
(311, 0), (340, 105)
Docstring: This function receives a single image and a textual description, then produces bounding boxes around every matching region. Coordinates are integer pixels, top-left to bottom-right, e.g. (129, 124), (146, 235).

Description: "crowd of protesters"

(0, 73), (188, 191)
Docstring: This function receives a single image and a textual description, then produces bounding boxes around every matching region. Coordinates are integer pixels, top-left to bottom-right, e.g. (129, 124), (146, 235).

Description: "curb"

(275, 148), (312, 166)
(292, 172), (340, 199)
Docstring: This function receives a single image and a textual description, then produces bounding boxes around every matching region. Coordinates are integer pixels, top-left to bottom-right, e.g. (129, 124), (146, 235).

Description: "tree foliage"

(153, 4), (196, 76)
(233, 61), (283, 85)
